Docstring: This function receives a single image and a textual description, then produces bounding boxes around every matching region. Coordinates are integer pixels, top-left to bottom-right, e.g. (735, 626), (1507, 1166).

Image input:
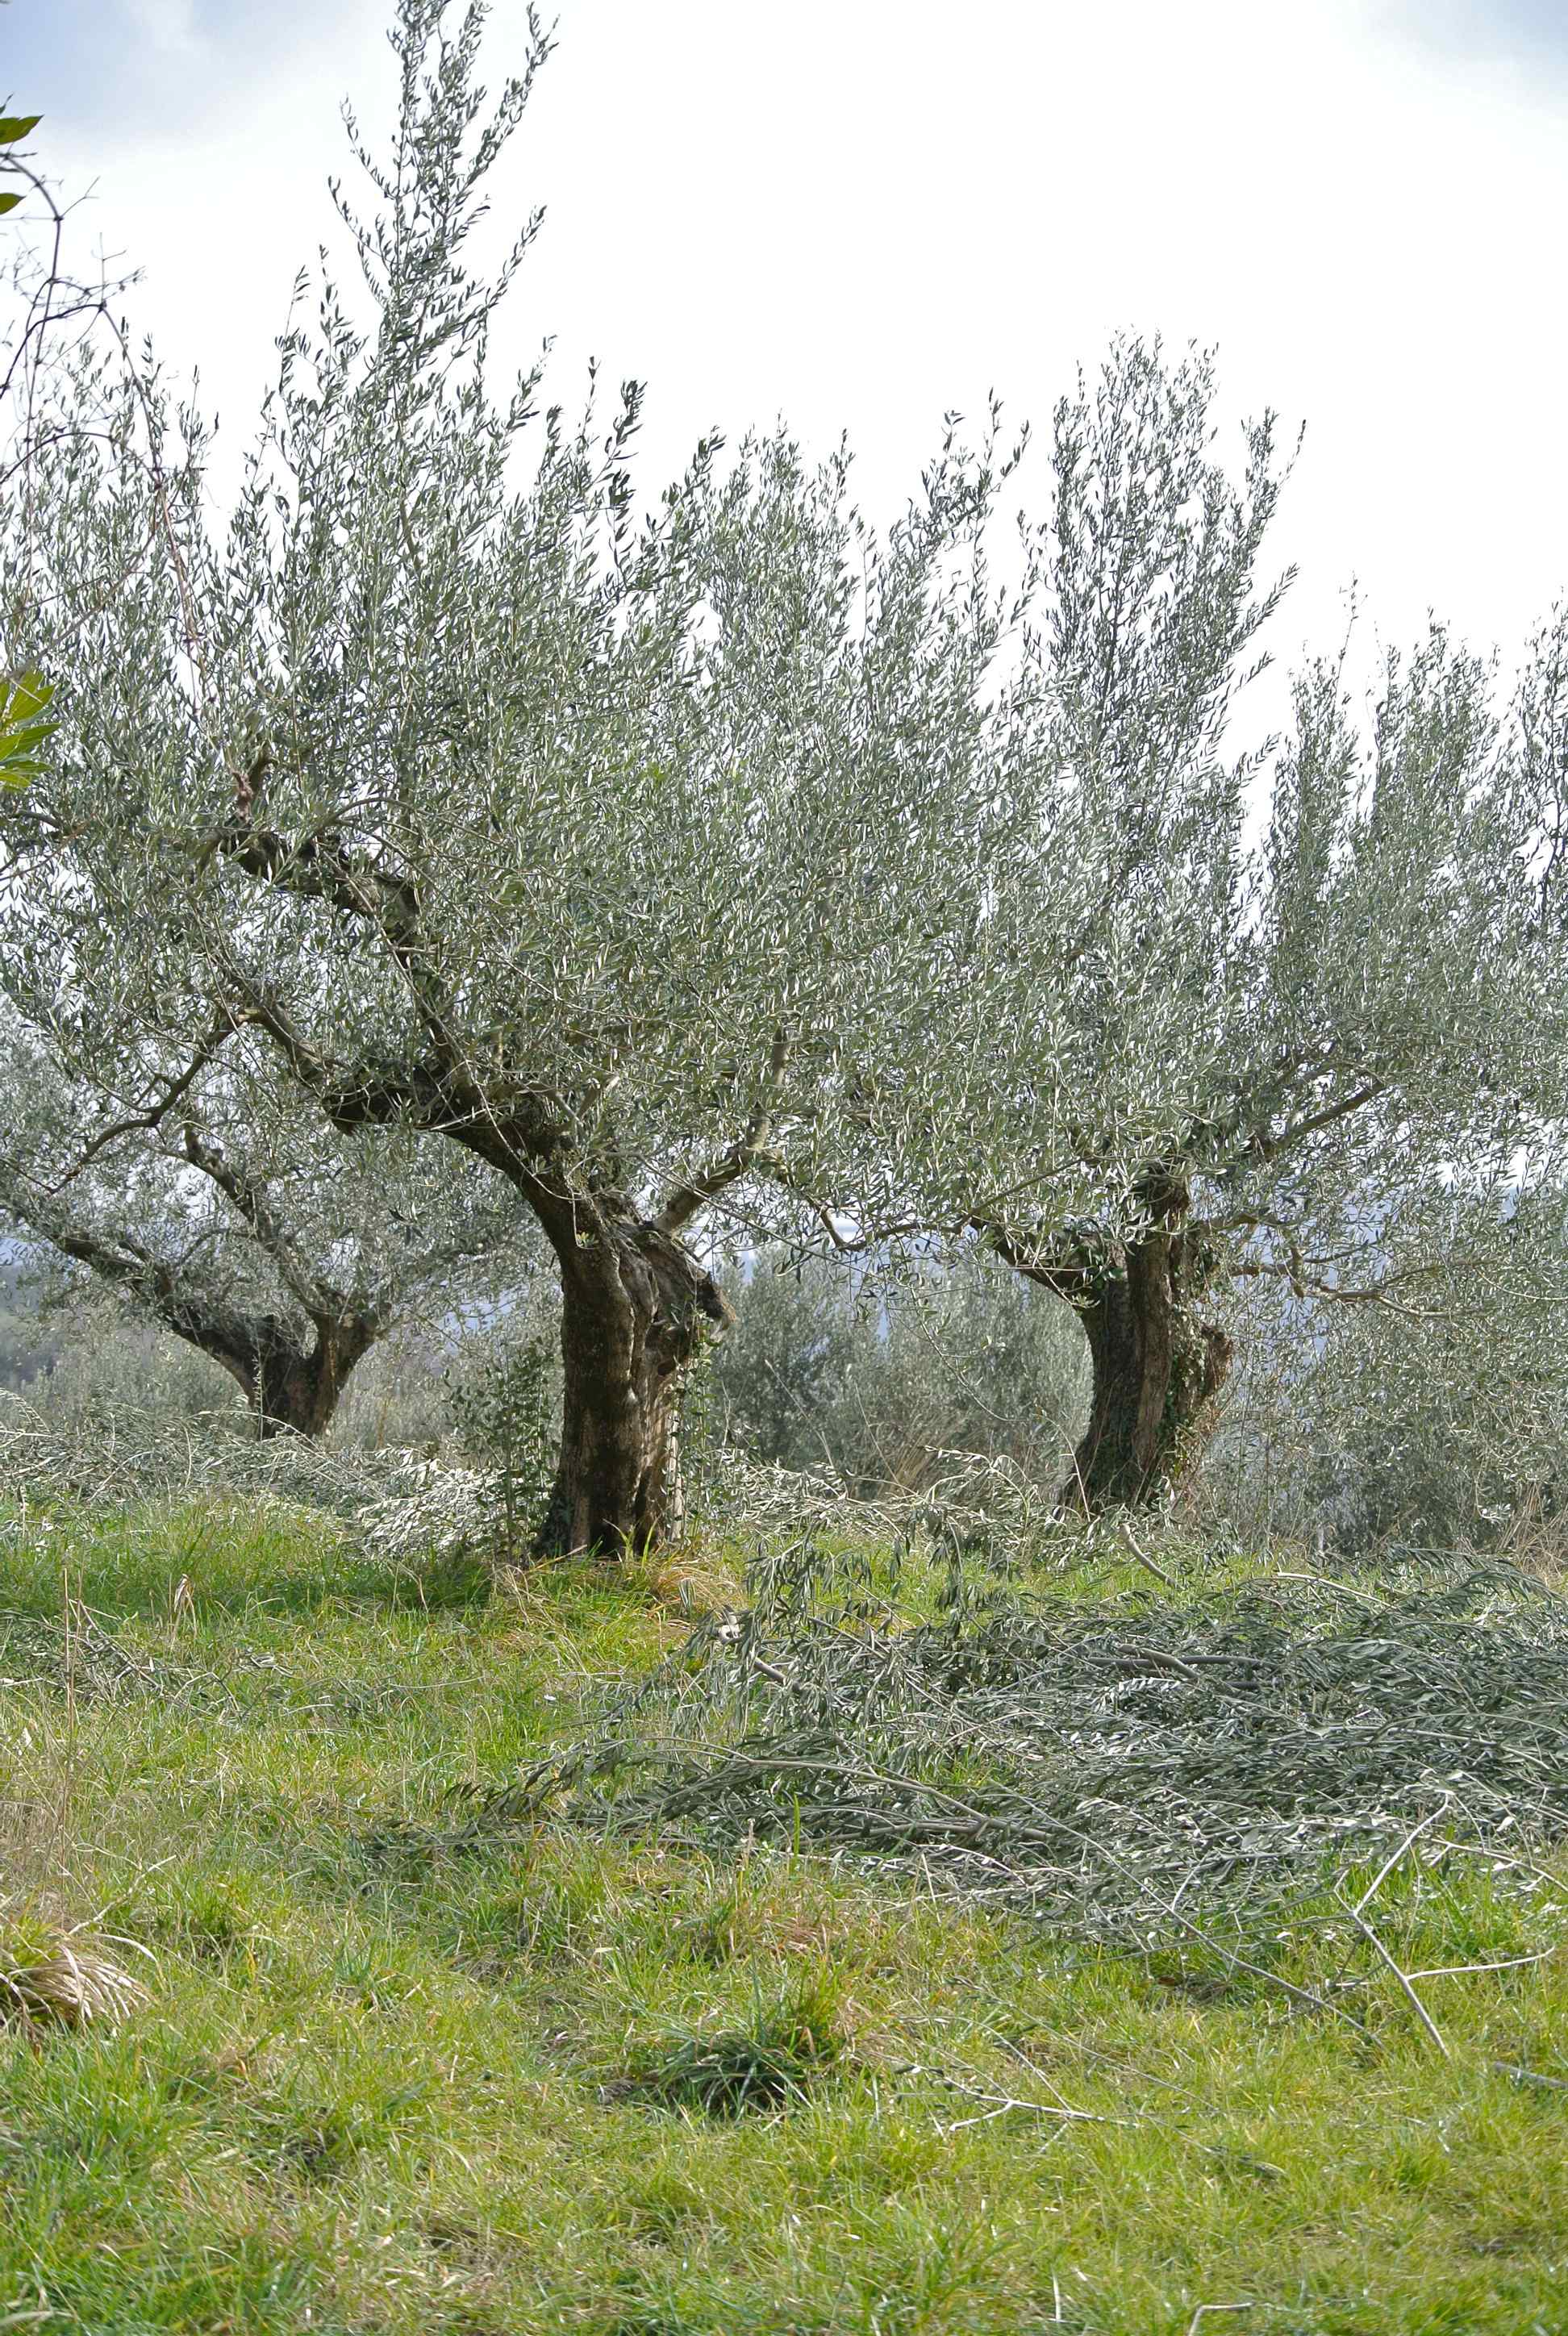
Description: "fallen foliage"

(0, 1391), (432, 1517)
(479, 1534), (1568, 1954)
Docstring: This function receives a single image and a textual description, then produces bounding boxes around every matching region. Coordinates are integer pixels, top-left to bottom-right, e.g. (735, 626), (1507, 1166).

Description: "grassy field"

(3, 1495), (1568, 2335)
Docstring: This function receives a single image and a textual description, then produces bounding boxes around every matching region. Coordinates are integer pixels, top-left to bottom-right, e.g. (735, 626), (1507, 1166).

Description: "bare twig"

(1333, 1887), (1449, 2057)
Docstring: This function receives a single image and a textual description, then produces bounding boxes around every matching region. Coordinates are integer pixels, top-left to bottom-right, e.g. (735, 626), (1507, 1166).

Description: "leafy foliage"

(1216, 1180), (1568, 1558)
(445, 1309), (560, 1558)
(711, 1243), (1087, 1494)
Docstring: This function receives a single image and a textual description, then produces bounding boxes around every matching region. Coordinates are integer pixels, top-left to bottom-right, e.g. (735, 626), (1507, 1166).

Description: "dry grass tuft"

(0, 1905), (150, 2035)
(626, 1546), (744, 1617)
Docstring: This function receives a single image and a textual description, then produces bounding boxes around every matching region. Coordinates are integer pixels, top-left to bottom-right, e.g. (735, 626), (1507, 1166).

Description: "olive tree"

(2, 0), (1161, 1555)
(0, 1017), (536, 1435)
(978, 343), (1568, 1509)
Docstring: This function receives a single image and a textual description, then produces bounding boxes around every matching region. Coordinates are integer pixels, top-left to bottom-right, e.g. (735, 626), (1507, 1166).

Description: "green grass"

(2, 1493), (1568, 2332)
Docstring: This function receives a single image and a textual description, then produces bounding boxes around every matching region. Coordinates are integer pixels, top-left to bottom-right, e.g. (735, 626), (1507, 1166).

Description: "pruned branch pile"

(483, 1537), (1568, 1944)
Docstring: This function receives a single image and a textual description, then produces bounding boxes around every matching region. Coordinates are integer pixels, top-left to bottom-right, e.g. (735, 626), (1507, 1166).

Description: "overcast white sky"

(6, 0), (1568, 722)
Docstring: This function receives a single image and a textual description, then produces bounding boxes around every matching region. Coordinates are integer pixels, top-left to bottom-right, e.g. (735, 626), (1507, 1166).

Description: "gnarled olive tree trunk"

(989, 1176), (1233, 1514)
(243, 1314), (379, 1440)
(1062, 1190), (1232, 1512)
(534, 1214), (731, 1559)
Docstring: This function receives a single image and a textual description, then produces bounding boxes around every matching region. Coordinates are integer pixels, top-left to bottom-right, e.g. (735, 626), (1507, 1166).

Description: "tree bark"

(221, 982), (745, 1555)
(241, 1314), (378, 1440)
(1062, 1191), (1232, 1513)
(534, 1215), (730, 1559)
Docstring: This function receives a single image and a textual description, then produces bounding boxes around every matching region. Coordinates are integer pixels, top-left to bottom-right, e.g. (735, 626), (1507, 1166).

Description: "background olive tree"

(973, 342), (1568, 1512)
(0, 1014), (537, 1435)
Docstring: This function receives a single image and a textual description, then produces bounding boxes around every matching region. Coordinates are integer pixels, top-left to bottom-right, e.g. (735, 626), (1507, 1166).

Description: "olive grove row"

(2, 0), (1566, 1554)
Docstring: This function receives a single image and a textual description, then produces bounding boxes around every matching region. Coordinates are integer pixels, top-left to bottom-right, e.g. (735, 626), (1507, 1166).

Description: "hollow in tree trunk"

(1062, 1195), (1232, 1513)
(535, 1216), (731, 1560)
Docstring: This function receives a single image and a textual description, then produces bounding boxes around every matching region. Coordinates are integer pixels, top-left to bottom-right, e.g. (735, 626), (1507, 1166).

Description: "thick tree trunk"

(534, 1217), (730, 1560)
(1063, 1197), (1232, 1513)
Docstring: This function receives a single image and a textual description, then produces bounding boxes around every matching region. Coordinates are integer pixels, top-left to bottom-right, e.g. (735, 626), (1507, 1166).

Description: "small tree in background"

(0, 1021), (536, 1437)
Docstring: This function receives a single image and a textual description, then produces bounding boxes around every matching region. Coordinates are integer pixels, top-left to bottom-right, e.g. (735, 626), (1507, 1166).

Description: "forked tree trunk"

(198, 1312), (377, 1440)
(535, 1216), (730, 1559)
(1063, 1201), (1232, 1513)
(246, 1316), (378, 1440)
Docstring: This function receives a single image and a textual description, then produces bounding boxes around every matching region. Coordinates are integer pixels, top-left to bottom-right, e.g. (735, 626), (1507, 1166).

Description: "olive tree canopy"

(19, 5), (1519, 1546)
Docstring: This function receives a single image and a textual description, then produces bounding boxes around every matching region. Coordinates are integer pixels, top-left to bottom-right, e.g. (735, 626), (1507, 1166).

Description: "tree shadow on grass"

(234, 1544), (497, 1623)
(0, 1498), (496, 1628)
